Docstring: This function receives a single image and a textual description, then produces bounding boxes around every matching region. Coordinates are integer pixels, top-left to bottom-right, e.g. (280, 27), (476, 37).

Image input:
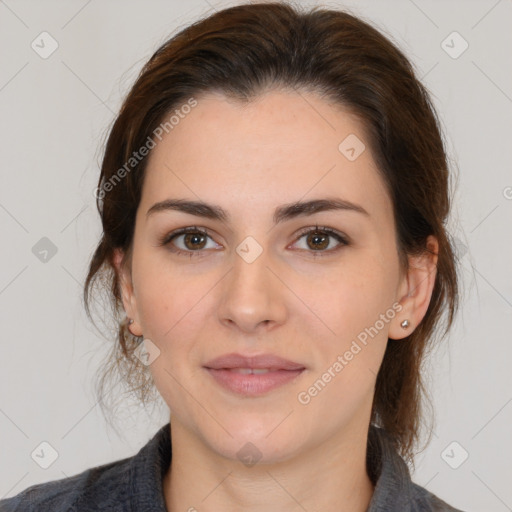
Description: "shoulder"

(409, 482), (466, 512)
(366, 424), (465, 512)
(0, 423), (172, 512)
(0, 455), (133, 512)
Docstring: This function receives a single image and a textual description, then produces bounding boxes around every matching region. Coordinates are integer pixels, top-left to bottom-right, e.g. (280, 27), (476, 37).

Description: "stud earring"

(126, 318), (143, 344)
(400, 319), (410, 329)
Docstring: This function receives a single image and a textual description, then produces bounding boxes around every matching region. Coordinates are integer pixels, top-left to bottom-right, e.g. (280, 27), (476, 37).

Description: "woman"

(0, 2), (463, 511)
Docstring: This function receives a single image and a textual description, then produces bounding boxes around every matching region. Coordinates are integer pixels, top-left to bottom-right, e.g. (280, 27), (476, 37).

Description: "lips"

(203, 352), (305, 371)
(225, 368), (272, 374)
(203, 353), (306, 396)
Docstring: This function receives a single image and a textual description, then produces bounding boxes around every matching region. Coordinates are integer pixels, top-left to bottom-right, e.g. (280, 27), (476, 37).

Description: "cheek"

(309, 261), (397, 379)
(133, 270), (216, 400)
(301, 284), (392, 415)
(320, 265), (395, 335)
(132, 248), (204, 337)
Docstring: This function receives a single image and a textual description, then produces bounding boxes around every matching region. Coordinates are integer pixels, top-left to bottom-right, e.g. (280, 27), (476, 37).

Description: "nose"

(217, 242), (287, 334)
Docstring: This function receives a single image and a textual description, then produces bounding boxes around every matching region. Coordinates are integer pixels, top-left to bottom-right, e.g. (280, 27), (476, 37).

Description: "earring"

(125, 318), (143, 344)
(400, 319), (410, 329)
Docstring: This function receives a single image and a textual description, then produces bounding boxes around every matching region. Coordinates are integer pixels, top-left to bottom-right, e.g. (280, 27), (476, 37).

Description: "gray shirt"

(0, 422), (464, 511)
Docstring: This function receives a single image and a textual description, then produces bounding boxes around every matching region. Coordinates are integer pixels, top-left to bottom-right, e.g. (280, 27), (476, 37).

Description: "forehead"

(140, 89), (393, 228)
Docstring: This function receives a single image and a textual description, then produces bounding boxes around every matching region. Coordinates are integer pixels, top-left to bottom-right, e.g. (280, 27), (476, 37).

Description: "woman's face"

(116, 89), (432, 463)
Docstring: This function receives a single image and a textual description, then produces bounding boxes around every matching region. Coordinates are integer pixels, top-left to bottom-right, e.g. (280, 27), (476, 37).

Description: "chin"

(203, 415), (308, 465)
(214, 434), (303, 467)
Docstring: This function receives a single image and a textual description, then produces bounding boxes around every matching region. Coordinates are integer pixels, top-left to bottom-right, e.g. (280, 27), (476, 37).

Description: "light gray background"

(1, 1), (511, 510)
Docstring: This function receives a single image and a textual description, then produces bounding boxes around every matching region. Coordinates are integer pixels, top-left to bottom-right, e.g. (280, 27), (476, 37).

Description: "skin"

(114, 89), (438, 512)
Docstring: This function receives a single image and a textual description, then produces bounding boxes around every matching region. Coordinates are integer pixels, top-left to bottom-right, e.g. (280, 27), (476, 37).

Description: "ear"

(389, 235), (438, 340)
(113, 248), (143, 337)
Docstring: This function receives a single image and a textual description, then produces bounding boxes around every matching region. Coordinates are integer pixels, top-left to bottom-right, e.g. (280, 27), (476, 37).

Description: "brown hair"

(84, 1), (460, 465)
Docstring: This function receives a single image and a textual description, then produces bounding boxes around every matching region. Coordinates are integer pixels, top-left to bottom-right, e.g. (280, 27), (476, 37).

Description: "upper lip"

(204, 353), (305, 371)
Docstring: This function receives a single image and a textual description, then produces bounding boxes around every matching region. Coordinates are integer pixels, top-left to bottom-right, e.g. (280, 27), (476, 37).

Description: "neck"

(163, 418), (375, 512)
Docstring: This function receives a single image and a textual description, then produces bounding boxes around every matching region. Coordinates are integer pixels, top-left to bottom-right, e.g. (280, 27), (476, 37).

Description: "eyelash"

(158, 225), (349, 259)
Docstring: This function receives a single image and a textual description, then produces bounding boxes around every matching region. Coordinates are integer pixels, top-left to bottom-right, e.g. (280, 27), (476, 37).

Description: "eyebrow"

(146, 197), (369, 224)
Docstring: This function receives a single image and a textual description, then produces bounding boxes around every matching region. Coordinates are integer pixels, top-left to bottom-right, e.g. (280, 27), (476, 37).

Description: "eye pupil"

(184, 232), (206, 250)
(307, 232), (329, 250)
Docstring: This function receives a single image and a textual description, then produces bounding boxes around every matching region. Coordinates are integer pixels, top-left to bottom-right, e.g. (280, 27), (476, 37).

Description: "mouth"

(204, 366), (306, 396)
(219, 368), (277, 374)
(203, 352), (306, 396)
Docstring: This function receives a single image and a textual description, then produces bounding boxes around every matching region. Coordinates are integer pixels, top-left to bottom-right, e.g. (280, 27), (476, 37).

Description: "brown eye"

(159, 226), (220, 257)
(292, 226), (349, 255)
(306, 231), (330, 250)
(182, 232), (207, 250)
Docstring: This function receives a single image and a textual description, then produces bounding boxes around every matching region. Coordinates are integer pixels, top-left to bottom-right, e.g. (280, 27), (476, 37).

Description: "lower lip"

(204, 368), (305, 396)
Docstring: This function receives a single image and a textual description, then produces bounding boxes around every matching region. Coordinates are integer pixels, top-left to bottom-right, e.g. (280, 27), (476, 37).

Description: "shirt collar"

(129, 422), (171, 512)
(366, 424), (415, 510)
(128, 422), (416, 511)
